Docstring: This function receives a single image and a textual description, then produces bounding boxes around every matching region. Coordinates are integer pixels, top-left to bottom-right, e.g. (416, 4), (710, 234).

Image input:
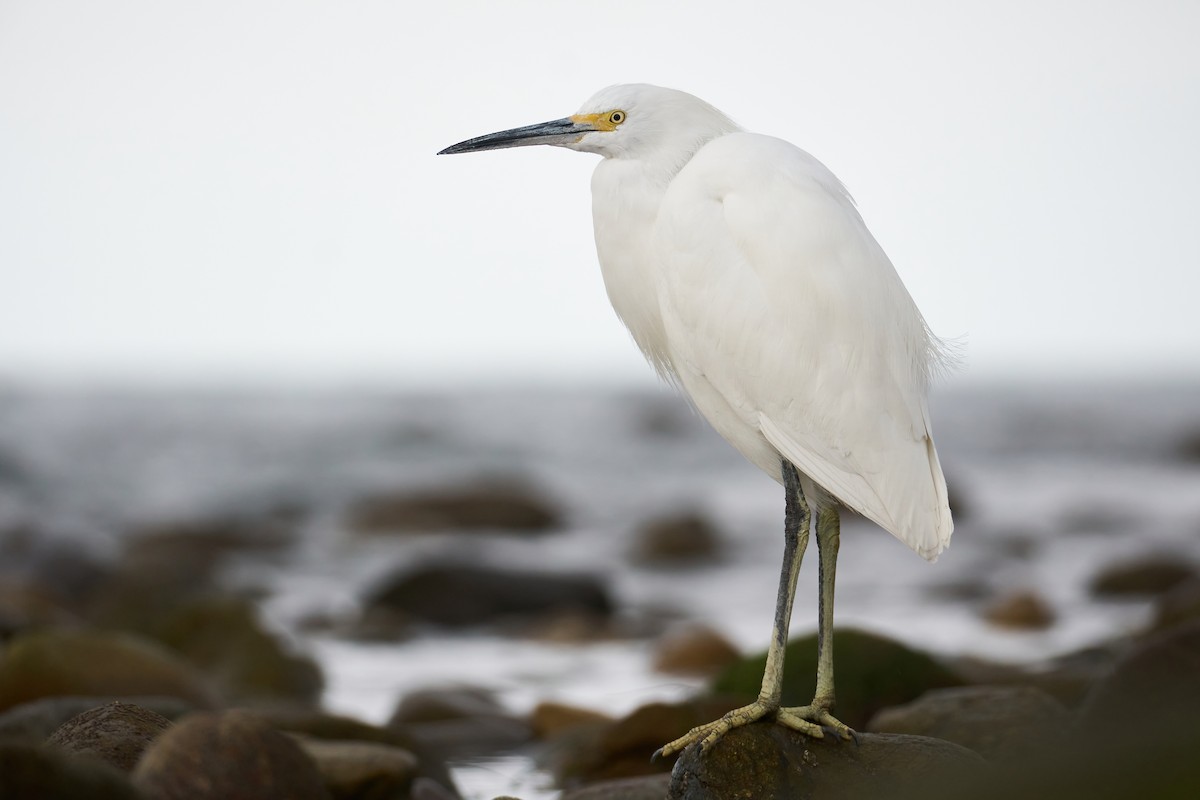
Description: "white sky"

(2, 0), (1198, 387)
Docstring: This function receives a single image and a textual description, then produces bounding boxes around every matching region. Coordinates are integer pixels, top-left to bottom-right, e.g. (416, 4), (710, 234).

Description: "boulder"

(652, 625), (741, 676)
(0, 741), (142, 800)
(389, 686), (532, 759)
(364, 564), (611, 628)
(347, 484), (559, 534)
(546, 697), (741, 787)
(1151, 576), (1200, 632)
(132, 710), (330, 800)
(981, 590), (1055, 630)
(562, 774), (672, 800)
(0, 695), (192, 743)
(47, 700), (173, 772)
(530, 701), (612, 739)
(668, 725), (983, 800)
(1089, 556), (1197, 598)
(711, 628), (963, 729)
(630, 513), (722, 565)
(251, 706), (458, 795)
(292, 735), (420, 800)
(867, 685), (1068, 762)
(151, 595), (323, 705)
(0, 630), (220, 713)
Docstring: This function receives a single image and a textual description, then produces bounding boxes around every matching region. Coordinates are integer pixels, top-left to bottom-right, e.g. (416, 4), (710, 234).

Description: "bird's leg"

(654, 460), (811, 758)
(776, 506), (855, 740)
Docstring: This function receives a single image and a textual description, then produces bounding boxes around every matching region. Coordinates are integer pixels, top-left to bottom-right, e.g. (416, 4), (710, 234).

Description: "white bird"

(439, 84), (953, 756)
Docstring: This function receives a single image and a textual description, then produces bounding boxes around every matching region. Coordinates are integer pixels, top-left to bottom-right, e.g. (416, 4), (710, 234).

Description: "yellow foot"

(654, 700), (856, 760)
(778, 703), (855, 741)
(654, 700), (776, 760)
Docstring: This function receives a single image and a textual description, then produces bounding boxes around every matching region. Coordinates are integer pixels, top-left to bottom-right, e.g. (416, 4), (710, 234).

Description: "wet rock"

(982, 589), (1055, 630)
(711, 628), (964, 729)
(89, 512), (295, 634)
(411, 777), (461, 800)
(948, 645), (1116, 708)
(629, 513), (722, 566)
(668, 725), (984, 800)
(47, 700), (173, 772)
(348, 484), (560, 534)
(132, 709), (330, 800)
(151, 595), (323, 705)
(867, 685), (1068, 762)
(547, 697), (741, 787)
(128, 513), (296, 561)
(530, 701), (612, 739)
(0, 630), (220, 713)
(1089, 555), (1197, 598)
(0, 579), (78, 638)
(252, 707), (458, 795)
(365, 564), (612, 628)
(562, 774), (672, 800)
(0, 695), (192, 743)
(1076, 620), (1200, 743)
(949, 623), (1200, 800)
(389, 686), (532, 759)
(0, 741), (143, 800)
(293, 735), (419, 800)
(652, 625), (741, 676)
(1151, 576), (1200, 631)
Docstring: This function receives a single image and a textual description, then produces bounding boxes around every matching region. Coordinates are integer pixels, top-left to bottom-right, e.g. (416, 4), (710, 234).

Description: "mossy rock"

(152, 596), (323, 705)
(0, 629), (220, 713)
(711, 628), (963, 729)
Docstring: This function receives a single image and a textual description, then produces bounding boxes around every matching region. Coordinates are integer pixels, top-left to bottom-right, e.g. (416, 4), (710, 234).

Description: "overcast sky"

(2, 1), (1198, 388)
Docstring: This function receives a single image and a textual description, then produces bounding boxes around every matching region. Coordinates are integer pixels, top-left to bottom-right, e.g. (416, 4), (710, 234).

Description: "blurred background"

(2, 2), (1199, 798)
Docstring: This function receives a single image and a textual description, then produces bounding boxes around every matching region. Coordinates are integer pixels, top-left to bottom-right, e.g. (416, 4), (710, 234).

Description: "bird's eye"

(609, 110), (626, 125)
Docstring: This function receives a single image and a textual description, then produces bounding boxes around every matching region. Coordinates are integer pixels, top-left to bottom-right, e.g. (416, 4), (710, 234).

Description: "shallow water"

(1, 380), (1198, 798)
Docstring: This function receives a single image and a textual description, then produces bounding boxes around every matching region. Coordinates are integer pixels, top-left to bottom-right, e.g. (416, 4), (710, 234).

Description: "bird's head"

(438, 84), (739, 163)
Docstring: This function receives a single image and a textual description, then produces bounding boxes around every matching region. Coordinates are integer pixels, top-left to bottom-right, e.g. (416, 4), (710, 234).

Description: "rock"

(364, 564), (612, 628)
(547, 697), (741, 787)
(252, 707), (458, 795)
(562, 774), (672, 800)
(47, 700), (173, 772)
(1076, 620), (1200, 743)
(944, 623), (1200, 799)
(0, 741), (143, 800)
(668, 725), (983, 800)
(0, 579), (78, 638)
(411, 777), (461, 800)
(982, 589), (1055, 629)
(132, 709), (330, 800)
(867, 686), (1068, 762)
(347, 484), (560, 534)
(389, 686), (532, 759)
(127, 513), (296, 562)
(0, 695), (192, 743)
(1089, 555), (1197, 598)
(711, 628), (964, 730)
(0, 630), (220, 713)
(630, 513), (722, 565)
(150, 595), (323, 705)
(530, 701), (612, 739)
(292, 735), (420, 800)
(1152, 576), (1200, 631)
(652, 625), (741, 676)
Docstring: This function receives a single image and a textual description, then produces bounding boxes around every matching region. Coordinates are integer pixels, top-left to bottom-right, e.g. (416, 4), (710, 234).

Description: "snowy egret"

(439, 84), (953, 756)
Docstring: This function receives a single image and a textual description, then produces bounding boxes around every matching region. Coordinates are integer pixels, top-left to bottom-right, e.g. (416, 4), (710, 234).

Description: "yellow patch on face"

(571, 110), (626, 132)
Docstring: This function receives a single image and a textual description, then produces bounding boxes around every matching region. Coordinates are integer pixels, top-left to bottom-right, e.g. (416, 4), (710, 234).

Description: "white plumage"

(578, 84), (952, 560)
(440, 82), (954, 754)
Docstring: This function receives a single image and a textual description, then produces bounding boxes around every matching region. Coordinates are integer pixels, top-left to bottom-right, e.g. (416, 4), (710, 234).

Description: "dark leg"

(655, 460), (814, 757)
